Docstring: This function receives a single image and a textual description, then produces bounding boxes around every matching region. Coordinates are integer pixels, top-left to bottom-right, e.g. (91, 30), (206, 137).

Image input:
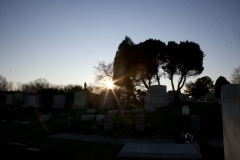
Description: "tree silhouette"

(113, 36), (137, 99)
(230, 65), (240, 84)
(163, 41), (205, 102)
(214, 76), (230, 99)
(130, 39), (166, 89)
(184, 76), (214, 99)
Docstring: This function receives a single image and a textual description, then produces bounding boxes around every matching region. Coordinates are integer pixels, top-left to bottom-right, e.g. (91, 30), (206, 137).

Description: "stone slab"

(118, 143), (202, 159)
(26, 147), (41, 152)
(87, 109), (97, 114)
(96, 115), (105, 122)
(108, 110), (119, 115)
(81, 115), (95, 121)
(20, 121), (30, 124)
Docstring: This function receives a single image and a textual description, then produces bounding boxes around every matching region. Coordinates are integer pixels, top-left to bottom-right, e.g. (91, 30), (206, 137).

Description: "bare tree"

(230, 65), (240, 84)
(87, 83), (101, 94)
(31, 78), (50, 91)
(6, 81), (14, 91)
(0, 75), (7, 91)
(94, 61), (113, 86)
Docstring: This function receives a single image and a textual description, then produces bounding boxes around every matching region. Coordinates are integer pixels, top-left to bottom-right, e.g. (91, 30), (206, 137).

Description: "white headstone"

(27, 95), (36, 107)
(145, 85), (167, 108)
(221, 84), (240, 160)
(96, 115), (105, 122)
(35, 95), (41, 107)
(99, 89), (115, 109)
(167, 90), (183, 102)
(87, 109), (97, 114)
(15, 93), (23, 104)
(206, 92), (215, 101)
(52, 95), (66, 109)
(6, 94), (15, 106)
(108, 110), (119, 115)
(182, 105), (189, 116)
(72, 91), (88, 109)
(81, 115), (95, 121)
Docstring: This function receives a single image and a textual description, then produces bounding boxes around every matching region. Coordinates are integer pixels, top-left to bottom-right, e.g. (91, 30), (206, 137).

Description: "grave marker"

(52, 95), (66, 109)
(221, 84), (240, 160)
(182, 105), (190, 116)
(104, 115), (114, 131)
(72, 91), (88, 109)
(5, 94), (15, 106)
(191, 115), (200, 133)
(99, 89), (115, 109)
(145, 85), (168, 108)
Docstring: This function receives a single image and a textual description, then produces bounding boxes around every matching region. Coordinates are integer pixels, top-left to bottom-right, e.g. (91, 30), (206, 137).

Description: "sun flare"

(106, 80), (114, 89)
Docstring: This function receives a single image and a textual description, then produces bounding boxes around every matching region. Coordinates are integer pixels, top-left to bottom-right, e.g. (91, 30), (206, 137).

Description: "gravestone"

(52, 95), (66, 109)
(72, 91), (88, 110)
(96, 115), (105, 122)
(5, 94), (15, 106)
(15, 92), (23, 105)
(221, 84), (240, 160)
(99, 89), (115, 109)
(136, 114), (145, 131)
(66, 116), (73, 127)
(182, 105), (190, 116)
(191, 115), (200, 133)
(35, 95), (41, 107)
(145, 85), (167, 108)
(167, 90), (183, 102)
(167, 90), (174, 103)
(81, 115), (95, 121)
(40, 114), (52, 123)
(118, 143), (202, 159)
(27, 95), (35, 107)
(108, 110), (119, 115)
(104, 115), (114, 131)
(206, 92), (215, 101)
(87, 109), (97, 114)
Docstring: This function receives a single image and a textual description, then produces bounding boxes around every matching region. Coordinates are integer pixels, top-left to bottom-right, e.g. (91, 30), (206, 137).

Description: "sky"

(1, 0), (240, 92)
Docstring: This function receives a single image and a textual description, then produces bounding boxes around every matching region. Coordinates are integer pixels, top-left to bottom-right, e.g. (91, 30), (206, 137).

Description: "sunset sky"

(1, 0), (239, 91)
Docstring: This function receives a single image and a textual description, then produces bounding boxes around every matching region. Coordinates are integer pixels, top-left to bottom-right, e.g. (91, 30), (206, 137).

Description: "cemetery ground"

(0, 102), (224, 159)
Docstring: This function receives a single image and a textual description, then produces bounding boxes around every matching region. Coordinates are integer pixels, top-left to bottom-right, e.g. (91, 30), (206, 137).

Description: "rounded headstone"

(145, 85), (167, 108)
(99, 89), (115, 109)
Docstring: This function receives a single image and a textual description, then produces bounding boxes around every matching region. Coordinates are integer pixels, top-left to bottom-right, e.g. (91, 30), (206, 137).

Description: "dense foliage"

(184, 76), (214, 99)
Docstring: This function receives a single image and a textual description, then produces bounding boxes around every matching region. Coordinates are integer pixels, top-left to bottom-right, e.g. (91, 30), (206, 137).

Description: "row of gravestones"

(5, 85), (214, 109)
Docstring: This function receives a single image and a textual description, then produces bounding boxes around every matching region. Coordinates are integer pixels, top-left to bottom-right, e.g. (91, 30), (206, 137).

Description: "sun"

(106, 80), (114, 89)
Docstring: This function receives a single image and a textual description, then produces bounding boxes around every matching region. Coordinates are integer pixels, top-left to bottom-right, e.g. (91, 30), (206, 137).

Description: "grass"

(0, 102), (224, 159)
